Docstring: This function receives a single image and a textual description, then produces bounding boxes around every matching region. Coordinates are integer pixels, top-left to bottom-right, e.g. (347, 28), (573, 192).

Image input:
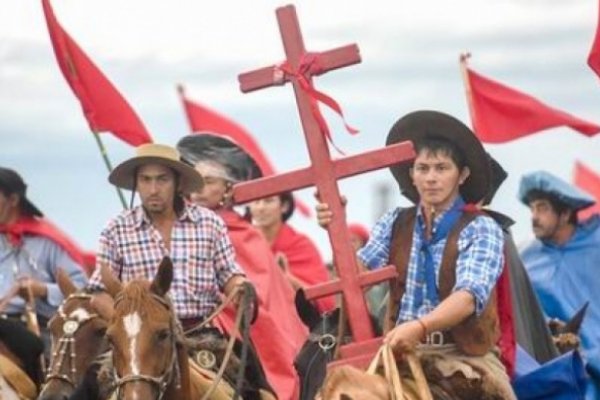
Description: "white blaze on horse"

(100, 257), (250, 400)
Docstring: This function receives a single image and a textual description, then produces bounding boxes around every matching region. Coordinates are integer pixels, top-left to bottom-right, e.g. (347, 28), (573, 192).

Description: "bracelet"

(416, 318), (428, 338)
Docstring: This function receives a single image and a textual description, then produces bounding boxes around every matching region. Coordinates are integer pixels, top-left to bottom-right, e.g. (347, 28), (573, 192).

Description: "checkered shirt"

(358, 200), (504, 324)
(88, 204), (243, 319)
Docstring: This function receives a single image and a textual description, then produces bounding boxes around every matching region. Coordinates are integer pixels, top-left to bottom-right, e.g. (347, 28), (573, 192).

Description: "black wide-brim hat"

(176, 133), (263, 183)
(0, 167), (44, 218)
(386, 110), (491, 204)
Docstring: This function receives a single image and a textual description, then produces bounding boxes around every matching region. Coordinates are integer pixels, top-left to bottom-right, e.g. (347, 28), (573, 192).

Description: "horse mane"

(114, 281), (169, 317)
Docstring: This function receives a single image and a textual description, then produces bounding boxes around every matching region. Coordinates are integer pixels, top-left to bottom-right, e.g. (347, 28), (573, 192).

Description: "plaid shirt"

(358, 197), (504, 324)
(88, 204), (243, 319)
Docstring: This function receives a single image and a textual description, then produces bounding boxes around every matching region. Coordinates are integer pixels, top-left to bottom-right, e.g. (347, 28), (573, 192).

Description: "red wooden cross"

(234, 5), (415, 366)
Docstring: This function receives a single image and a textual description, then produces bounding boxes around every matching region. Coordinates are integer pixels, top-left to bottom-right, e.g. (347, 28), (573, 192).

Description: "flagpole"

(459, 52), (478, 129)
(176, 84), (195, 132)
(92, 131), (128, 209)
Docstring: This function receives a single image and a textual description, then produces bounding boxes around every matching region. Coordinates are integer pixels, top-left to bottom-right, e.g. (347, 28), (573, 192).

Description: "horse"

(38, 269), (113, 400)
(294, 289), (383, 400)
(0, 319), (44, 399)
(0, 283), (45, 400)
(100, 256), (273, 400)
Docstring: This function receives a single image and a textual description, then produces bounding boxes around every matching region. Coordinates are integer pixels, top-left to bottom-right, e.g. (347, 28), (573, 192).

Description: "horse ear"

(562, 302), (589, 334)
(100, 263), (122, 298)
(294, 289), (321, 329)
(150, 257), (173, 297)
(56, 268), (77, 297)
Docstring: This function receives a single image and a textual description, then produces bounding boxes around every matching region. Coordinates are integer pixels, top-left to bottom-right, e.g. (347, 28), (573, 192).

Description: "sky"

(2, 0), (600, 260)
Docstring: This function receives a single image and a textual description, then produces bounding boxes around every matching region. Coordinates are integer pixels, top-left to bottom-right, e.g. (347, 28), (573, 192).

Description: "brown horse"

(38, 269), (112, 400)
(100, 257), (210, 400)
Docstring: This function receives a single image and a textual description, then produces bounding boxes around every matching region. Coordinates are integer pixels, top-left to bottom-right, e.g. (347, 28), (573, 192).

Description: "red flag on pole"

(574, 161), (600, 220)
(588, 0), (600, 78)
(42, 0), (152, 146)
(177, 85), (311, 217)
(465, 67), (600, 143)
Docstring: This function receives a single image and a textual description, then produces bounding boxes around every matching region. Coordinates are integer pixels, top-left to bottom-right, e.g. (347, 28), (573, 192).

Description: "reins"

(193, 282), (256, 400)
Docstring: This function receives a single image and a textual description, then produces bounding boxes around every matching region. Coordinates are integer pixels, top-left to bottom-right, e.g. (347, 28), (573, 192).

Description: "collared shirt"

(358, 197), (504, 323)
(87, 203), (243, 319)
(0, 234), (88, 319)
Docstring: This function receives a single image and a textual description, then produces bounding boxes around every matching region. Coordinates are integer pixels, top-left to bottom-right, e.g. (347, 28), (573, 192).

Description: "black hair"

(525, 189), (578, 225)
(279, 192), (295, 222)
(413, 136), (466, 171)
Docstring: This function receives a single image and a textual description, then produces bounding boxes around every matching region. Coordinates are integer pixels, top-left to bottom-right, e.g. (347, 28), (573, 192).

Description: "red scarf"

(0, 217), (95, 275)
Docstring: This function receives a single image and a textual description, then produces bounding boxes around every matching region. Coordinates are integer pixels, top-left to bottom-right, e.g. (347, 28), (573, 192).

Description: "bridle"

(110, 292), (181, 400)
(42, 293), (100, 389)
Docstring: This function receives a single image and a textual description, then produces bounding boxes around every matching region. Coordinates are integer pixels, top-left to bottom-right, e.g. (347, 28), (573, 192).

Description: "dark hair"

(413, 136), (466, 171)
(525, 189), (577, 225)
(279, 192), (295, 222)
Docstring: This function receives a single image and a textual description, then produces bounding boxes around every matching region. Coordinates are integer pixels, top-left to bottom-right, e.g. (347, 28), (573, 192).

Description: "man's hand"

(17, 277), (47, 300)
(224, 275), (247, 308)
(315, 194), (347, 228)
(383, 320), (425, 355)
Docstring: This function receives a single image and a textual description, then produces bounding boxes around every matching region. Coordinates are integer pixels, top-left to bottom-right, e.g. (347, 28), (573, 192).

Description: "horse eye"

(156, 330), (170, 342)
(95, 327), (107, 338)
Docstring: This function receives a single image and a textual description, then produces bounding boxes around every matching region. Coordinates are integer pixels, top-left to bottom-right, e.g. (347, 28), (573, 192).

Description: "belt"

(421, 330), (454, 346)
(180, 317), (207, 331)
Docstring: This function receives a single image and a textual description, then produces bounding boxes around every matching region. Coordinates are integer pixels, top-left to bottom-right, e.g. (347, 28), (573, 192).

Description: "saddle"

(0, 353), (37, 399)
(186, 327), (276, 400)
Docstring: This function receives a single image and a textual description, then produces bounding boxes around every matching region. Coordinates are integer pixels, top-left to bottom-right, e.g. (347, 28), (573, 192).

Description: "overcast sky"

(2, 0), (600, 259)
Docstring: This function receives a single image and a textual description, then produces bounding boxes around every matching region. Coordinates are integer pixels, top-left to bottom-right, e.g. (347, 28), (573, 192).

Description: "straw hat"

(109, 143), (203, 194)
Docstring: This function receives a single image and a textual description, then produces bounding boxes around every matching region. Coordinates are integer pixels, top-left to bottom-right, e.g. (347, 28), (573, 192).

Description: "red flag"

(178, 85), (311, 217)
(574, 161), (600, 220)
(588, 0), (600, 78)
(466, 67), (600, 143)
(42, 0), (152, 146)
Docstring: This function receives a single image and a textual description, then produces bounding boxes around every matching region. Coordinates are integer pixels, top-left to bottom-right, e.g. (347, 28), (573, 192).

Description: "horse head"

(103, 257), (188, 400)
(294, 289), (343, 400)
(38, 268), (112, 400)
(549, 302), (589, 354)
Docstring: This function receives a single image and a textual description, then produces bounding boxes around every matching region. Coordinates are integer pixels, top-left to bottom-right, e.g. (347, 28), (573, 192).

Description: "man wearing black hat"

(317, 111), (515, 398)
(0, 167), (87, 361)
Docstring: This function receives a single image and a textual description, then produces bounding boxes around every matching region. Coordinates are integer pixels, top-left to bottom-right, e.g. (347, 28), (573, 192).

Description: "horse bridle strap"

(43, 293), (99, 388)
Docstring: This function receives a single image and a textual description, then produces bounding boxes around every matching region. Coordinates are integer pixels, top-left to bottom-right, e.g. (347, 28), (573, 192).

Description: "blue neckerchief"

(414, 196), (465, 306)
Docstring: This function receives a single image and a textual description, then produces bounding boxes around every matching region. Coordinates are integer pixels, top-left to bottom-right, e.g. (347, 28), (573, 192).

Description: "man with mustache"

(519, 171), (600, 398)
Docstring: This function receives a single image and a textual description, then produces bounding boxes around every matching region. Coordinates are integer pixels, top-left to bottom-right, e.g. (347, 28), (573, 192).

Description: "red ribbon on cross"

(275, 52), (359, 154)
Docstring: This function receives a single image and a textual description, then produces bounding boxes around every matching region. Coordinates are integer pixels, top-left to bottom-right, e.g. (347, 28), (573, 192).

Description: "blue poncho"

(521, 215), (600, 398)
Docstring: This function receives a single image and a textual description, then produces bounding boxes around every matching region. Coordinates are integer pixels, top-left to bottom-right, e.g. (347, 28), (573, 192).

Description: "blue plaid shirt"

(358, 197), (504, 324)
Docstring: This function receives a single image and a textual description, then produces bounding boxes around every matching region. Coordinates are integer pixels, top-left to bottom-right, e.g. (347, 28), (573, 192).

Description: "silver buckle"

(425, 331), (445, 346)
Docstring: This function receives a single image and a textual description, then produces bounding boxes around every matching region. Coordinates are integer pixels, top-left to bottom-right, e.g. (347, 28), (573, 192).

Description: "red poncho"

(0, 216), (95, 275)
(215, 211), (308, 400)
(272, 223), (335, 313)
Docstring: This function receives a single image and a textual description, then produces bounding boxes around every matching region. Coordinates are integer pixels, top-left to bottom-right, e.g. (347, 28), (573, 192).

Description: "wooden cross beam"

(235, 5), (415, 362)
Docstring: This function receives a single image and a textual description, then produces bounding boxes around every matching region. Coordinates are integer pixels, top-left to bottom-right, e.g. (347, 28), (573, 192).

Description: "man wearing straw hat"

(317, 111), (516, 398)
(87, 144), (246, 330)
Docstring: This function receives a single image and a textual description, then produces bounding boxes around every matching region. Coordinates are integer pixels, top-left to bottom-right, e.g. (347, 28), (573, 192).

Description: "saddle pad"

(188, 357), (235, 400)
